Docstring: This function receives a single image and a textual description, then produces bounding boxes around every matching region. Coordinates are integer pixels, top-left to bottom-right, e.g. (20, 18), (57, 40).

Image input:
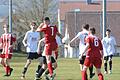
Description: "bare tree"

(11, 0), (58, 51)
(12, 0), (59, 34)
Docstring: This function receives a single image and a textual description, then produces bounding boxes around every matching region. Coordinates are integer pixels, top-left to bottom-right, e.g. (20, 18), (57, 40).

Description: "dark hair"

(30, 22), (36, 26)
(106, 29), (111, 32)
(90, 27), (96, 34)
(82, 24), (89, 30)
(44, 17), (50, 21)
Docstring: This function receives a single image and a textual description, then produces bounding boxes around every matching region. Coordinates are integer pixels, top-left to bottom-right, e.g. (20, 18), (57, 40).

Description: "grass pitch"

(0, 53), (120, 80)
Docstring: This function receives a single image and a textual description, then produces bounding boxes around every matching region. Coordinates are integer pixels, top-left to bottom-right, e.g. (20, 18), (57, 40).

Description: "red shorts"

(0, 54), (12, 59)
(45, 42), (58, 55)
(84, 57), (102, 68)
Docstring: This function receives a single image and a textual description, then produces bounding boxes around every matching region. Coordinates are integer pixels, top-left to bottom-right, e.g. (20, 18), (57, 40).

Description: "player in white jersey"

(70, 24), (95, 79)
(102, 29), (117, 74)
(21, 22), (41, 79)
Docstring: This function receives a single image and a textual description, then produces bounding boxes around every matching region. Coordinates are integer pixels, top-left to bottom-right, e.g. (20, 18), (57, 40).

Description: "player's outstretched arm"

(57, 32), (63, 39)
(69, 35), (78, 44)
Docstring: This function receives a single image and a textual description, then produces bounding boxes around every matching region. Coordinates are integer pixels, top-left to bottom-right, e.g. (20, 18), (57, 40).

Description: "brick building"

(59, 0), (120, 57)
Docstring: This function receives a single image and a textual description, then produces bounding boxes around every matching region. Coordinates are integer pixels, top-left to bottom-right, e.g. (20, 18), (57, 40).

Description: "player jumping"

(36, 17), (63, 80)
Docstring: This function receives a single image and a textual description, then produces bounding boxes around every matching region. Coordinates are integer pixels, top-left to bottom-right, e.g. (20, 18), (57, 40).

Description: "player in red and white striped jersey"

(0, 24), (16, 76)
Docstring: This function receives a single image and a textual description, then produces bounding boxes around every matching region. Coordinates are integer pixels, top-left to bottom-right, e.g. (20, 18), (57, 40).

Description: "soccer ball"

(62, 37), (69, 44)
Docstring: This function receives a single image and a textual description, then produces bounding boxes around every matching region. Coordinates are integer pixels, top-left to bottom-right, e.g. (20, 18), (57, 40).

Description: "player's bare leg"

(96, 68), (104, 80)
(79, 64), (83, 71)
(21, 59), (31, 79)
(0, 58), (7, 75)
(0, 58), (6, 67)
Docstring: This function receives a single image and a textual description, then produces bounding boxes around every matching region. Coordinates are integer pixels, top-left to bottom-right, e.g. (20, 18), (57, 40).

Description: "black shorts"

(42, 56), (56, 64)
(79, 56), (86, 65)
(0, 49), (2, 52)
(104, 55), (113, 61)
(51, 56), (56, 63)
(27, 52), (41, 60)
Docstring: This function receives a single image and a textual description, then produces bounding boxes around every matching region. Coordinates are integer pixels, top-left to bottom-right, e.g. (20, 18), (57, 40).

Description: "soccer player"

(70, 24), (95, 79)
(80, 27), (104, 80)
(102, 29), (116, 74)
(0, 24), (16, 76)
(21, 22), (41, 79)
(36, 17), (63, 80)
(35, 38), (57, 80)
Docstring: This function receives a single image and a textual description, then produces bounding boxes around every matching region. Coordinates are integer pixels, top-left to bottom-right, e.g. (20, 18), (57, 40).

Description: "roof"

(59, 1), (120, 20)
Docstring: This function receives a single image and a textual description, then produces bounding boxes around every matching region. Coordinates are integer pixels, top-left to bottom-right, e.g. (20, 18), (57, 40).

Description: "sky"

(0, 5), (8, 16)
(60, 0), (120, 1)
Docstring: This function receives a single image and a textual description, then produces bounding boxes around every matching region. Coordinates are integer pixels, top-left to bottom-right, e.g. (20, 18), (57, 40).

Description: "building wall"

(60, 1), (120, 20)
(65, 11), (120, 46)
(63, 11), (120, 58)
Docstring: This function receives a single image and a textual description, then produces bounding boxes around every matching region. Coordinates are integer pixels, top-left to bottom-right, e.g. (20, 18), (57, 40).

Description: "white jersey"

(102, 36), (116, 56)
(56, 35), (62, 46)
(25, 30), (40, 52)
(76, 30), (89, 56)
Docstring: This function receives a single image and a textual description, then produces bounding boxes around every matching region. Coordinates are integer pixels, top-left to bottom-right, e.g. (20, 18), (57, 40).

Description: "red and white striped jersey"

(1, 33), (16, 54)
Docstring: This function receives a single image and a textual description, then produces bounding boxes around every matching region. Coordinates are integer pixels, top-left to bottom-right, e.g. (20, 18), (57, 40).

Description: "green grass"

(0, 53), (120, 80)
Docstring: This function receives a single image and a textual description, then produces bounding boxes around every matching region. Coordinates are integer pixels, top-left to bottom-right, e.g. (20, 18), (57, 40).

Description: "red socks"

(82, 71), (88, 80)
(6, 66), (10, 75)
(98, 73), (104, 80)
(47, 62), (53, 76)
